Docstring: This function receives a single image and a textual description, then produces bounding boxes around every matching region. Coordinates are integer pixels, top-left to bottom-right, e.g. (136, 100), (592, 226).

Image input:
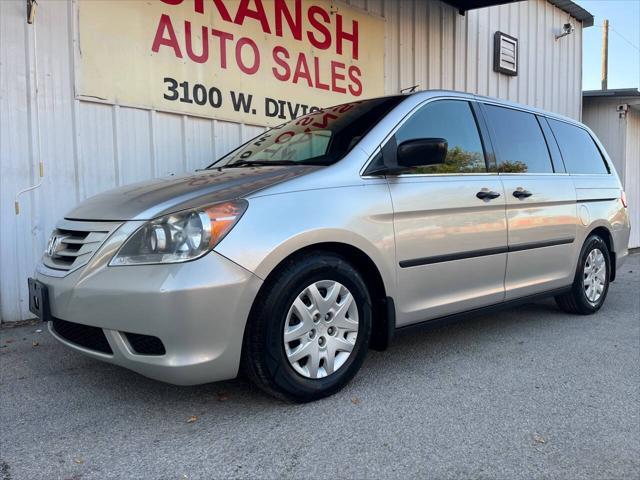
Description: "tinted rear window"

(483, 105), (553, 173)
(548, 119), (609, 174)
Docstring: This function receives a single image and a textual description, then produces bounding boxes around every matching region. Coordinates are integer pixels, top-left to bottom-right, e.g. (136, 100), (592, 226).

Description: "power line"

(610, 26), (640, 52)
(593, 23), (640, 52)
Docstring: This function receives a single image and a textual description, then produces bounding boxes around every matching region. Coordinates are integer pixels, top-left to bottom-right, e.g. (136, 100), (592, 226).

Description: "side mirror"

(397, 138), (448, 169)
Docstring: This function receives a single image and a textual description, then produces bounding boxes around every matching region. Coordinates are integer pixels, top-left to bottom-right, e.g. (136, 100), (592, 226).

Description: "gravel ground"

(1, 254), (638, 480)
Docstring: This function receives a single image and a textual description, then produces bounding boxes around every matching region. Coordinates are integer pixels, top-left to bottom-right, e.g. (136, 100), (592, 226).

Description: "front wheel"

(555, 235), (611, 314)
(242, 252), (372, 402)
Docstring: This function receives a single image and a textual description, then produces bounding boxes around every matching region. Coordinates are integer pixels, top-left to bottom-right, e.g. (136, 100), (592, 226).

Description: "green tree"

(413, 146), (486, 174)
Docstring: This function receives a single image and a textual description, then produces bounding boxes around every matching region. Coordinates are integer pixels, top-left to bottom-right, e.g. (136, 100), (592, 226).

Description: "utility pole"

(601, 19), (609, 90)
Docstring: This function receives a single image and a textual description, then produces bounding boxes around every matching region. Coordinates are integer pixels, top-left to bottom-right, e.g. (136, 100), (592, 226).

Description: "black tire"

(241, 252), (372, 402)
(555, 235), (611, 315)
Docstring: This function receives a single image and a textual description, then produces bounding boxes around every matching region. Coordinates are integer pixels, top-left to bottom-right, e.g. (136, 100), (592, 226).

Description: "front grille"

(125, 332), (166, 356)
(52, 318), (113, 354)
(42, 221), (120, 273)
(43, 228), (108, 271)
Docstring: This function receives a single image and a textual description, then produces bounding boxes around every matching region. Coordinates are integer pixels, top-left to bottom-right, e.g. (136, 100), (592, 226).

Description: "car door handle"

(513, 189), (533, 199)
(476, 190), (501, 200)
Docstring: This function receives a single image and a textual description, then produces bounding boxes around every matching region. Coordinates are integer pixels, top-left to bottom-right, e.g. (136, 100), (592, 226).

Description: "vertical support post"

(601, 19), (609, 91)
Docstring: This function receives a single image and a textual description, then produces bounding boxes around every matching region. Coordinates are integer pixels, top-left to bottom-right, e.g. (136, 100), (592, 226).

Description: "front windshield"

(209, 96), (403, 168)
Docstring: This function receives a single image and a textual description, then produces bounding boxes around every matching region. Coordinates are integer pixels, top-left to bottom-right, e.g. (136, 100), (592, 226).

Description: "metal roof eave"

(444, 0), (594, 28)
(583, 89), (640, 110)
(546, 0), (594, 27)
(583, 89), (640, 98)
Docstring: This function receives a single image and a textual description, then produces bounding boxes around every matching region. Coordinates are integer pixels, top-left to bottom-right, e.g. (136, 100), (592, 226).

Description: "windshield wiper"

(221, 160), (300, 168)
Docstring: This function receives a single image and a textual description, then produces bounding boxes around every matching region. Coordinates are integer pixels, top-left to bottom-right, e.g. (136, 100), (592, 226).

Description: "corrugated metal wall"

(583, 97), (640, 249)
(582, 97), (628, 179)
(0, 0), (584, 322)
(625, 109), (640, 249)
(625, 110), (640, 248)
(372, 0), (583, 118)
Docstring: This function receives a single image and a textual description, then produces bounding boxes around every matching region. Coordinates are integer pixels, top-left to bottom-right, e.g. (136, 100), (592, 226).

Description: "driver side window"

(395, 100), (488, 174)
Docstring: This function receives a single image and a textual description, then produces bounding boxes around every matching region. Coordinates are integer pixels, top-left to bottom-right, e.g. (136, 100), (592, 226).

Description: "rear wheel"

(242, 252), (372, 402)
(555, 235), (611, 314)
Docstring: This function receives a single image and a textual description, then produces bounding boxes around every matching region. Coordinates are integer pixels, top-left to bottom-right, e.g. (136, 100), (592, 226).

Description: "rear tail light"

(621, 191), (628, 208)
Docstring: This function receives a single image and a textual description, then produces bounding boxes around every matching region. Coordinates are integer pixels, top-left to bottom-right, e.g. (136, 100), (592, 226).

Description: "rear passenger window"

(483, 104), (553, 173)
(394, 100), (487, 174)
(547, 119), (609, 174)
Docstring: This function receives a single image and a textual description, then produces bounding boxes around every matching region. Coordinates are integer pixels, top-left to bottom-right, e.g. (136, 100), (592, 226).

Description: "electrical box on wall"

(494, 31), (518, 76)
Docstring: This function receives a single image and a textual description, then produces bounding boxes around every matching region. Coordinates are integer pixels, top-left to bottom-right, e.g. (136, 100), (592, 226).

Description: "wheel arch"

(247, 241), (396, 352)
(586, 225), (617, 281)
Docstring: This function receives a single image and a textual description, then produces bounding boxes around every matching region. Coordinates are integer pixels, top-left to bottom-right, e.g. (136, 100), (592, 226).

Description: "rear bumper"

(36, 251), (262, 385)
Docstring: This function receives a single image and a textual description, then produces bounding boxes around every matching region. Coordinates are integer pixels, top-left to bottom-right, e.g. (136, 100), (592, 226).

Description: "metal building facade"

(0, 0), (586, 322)
(583, 91), (640, 249)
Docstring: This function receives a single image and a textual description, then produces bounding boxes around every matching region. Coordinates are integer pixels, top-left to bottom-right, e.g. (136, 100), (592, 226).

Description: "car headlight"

(109, 200), (247, 266)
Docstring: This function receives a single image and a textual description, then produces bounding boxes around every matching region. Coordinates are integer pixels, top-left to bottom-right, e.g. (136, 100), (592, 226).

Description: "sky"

(575, 0), (640, 91)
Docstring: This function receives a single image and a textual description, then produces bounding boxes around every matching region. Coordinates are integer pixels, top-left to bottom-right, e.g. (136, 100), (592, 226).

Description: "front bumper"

(36, 250), (262, 385)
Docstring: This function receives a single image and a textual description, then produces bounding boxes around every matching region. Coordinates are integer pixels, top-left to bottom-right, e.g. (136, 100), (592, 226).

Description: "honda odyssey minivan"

(29, 91), (630, 402)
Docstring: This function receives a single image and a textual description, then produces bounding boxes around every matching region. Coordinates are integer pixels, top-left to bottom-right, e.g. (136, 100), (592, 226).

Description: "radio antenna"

(400, 85), (420, 94)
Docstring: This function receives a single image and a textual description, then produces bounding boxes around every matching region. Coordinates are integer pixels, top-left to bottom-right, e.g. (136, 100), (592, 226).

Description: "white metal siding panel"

(77, 102), (117, 199)
(429, 1), (443, 89)
(453, 8), (466, 92)
(0, 0), (586, 321)
(185, 116), (215, 173)
(117, 107), (154, 184)
(465, 9), (478, 93)
(213, 120), (243, 159)
(582, 98), (627, 180)
(241, 124), (267, 143)
(358, 0), (585, 112)
(415, 0), (428, 90)
(625, 109), (640, 249)
(399, 1), (414, 89)
(366, 0), (383, 17)
(383, 0), (400, 94)
(1, 0), (33, 323)
(153, 112), (185, 177)
(583, 96), (639, 249)
(356, 0), (582, 113)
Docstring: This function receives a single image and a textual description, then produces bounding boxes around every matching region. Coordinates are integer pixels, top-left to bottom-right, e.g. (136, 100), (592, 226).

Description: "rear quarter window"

(548, 119), (609, 174)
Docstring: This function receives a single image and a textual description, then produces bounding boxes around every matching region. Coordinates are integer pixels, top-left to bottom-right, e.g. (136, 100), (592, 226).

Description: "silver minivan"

(29, 91), (631, 402)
